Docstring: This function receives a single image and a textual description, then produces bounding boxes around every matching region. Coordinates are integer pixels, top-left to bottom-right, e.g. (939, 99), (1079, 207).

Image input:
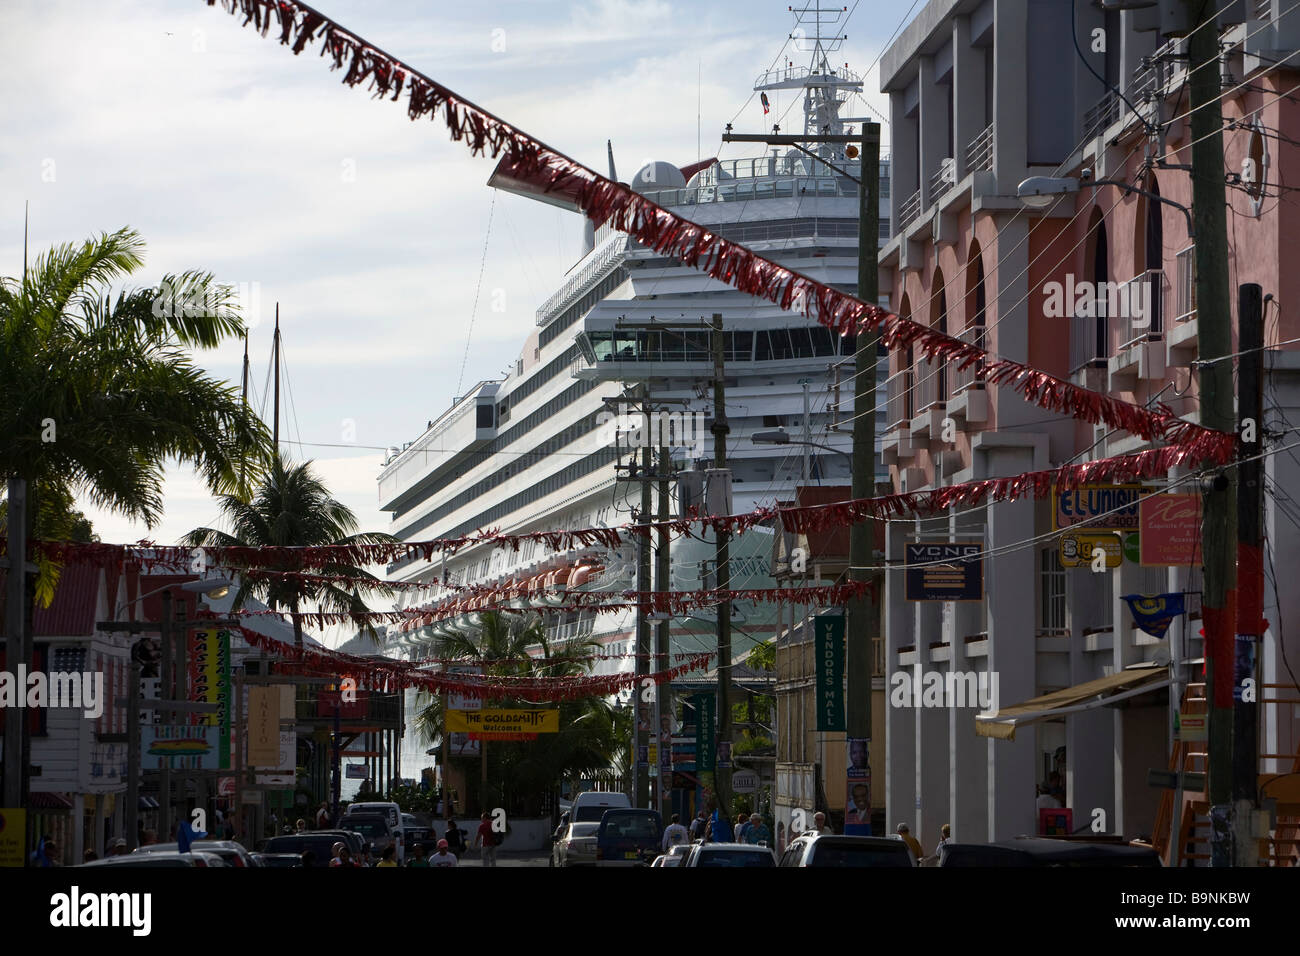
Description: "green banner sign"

(693, 693), (715, 772)
(815, 614), (846, 731)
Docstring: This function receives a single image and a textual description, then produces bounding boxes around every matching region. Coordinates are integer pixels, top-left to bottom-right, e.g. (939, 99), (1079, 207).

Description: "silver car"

(681, 842), (777, 867)
(551, 822), (600, 867)
(651, 844), (692, 867)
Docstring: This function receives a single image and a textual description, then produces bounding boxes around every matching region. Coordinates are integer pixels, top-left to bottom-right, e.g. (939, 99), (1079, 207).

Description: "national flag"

(1122, 593), (1186, 638)
(761, 93), (770, 115)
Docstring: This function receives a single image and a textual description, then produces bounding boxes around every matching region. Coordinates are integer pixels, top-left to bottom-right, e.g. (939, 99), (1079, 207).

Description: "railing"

(886, 369), (914, 430)
(1173, 246), (1197, 323)
(1255, 0), (1273, 22)
(1117, 269), (1166, 348)
(1070, 311), (1106, 375)
(965, 123), (994, 172)
(536, 235), (627, 325)
(1083, 89), (1120, 140)
(640, 174), (860, 207)
(753, 63), (864, 88)
(949, 326), (986, 394)
(929, 161), (955, 203)
(913, 357), (945, 412)
(898, 188), (922, 228)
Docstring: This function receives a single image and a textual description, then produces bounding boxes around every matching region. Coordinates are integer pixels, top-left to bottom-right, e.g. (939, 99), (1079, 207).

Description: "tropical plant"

(413, 610), (628, 816)
(182, 452), (397, 645)
(0, 226), (271, 607)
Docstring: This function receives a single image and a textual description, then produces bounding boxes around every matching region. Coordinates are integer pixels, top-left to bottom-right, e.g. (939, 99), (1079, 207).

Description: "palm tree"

(182, 452), (396, 645)
(413, 611), (627, 815)
(1, 228), (271, 543)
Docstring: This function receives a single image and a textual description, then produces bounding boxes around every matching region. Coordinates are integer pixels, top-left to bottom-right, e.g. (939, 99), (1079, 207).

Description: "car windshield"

(808, 845), (913, 867)
(347, 819), (389, 837)
(569, 823), (600, 838)
(697, 849), (774, 867)
(602, 815), (659, 839)
(574, 805), (619, 822)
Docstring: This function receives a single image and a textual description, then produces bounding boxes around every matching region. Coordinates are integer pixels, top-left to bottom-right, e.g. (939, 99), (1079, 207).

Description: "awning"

(138, 796), (160, 810)
(29, 792), (74, 810)
(975, 666), (1169, 741)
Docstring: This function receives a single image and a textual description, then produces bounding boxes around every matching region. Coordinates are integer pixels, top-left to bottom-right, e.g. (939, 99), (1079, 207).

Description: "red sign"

(316, 690), (368, 719)
(467, 732), (538, 741)
(1140, 494), (1203, 566)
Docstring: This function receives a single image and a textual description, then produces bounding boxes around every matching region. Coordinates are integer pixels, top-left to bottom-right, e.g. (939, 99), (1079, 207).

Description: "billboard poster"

(845, 737), (871, 835)
(187, 628), (231, 768)
(904, 542), (983, 601)
(1139, 494), (1203, 566)
(693, 693), (715, 772)
(814, 614), (845, 731)
(1053, 483), (1152, 531)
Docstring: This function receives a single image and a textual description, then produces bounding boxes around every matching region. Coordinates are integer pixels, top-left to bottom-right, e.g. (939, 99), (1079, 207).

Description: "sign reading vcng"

(444, 709), (559, 735)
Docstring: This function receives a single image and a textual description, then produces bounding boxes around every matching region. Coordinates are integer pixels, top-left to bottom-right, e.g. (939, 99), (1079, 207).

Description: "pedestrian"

(896, 823), (923, 861)
(359, 845), (376, 867)
(473, 811), (499, 867)
(430, 839), (458, 867)
(444, 819), (467, 858)
(315, 802), (330, 830)
(745, 813), (770, 846)
(295, 818), (307, 834)
(83, 849), (98, 863)
(936, 823), (952, 851)
(330, 844), (360, 867)
(735, 812), (751, 844)
(406, 844), (430, 867)
(813, 812), (832, 835)
(376, 845), (399, 867)
(553, 810), (571, 843)
(688, 810), (707, 842)
(662, 813), (689, 852)
(108, 837), (129, 857)
(710, 809), (733, 843)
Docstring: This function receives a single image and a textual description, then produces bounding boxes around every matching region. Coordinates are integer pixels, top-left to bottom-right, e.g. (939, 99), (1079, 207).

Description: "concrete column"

(950, 508), (989, 844)
(891, 94), (918, 229)
(952, 15), (987, 182)
(1264, 361), (1300, 774)
(985, 449), (1038, 840)
(1066, 564), (1114, 833)
(991, 0), (1028, 193)
(989, 217), (1037, 429)
(917, 56), (949, 211)
(917, 595), (949, 843)
(885, 519), (916, 831)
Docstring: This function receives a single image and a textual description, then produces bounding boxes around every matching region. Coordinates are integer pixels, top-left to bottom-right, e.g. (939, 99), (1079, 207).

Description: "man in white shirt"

(430, 838), (458, 867)
(662, 813), (689, 851)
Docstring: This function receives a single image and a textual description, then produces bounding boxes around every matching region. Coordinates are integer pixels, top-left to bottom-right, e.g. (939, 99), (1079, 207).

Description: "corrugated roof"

(0, 562), (102, 637)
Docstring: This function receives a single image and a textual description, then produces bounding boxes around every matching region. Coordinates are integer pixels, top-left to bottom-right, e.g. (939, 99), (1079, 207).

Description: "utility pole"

(1234, 283), (1264, 866)
(712, 312), (734, 815)
(159, 589), (173, 841)
(656, 429), (673, 823)
(1183, 0), (1236, 867)
(636, 440), (652, 808)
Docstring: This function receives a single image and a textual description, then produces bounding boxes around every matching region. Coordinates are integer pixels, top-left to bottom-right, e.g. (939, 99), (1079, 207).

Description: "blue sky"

(2, 0), (910, 635)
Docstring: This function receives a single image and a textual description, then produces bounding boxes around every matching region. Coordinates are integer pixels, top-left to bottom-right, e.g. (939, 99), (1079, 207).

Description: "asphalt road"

(458, 848), (552, 867)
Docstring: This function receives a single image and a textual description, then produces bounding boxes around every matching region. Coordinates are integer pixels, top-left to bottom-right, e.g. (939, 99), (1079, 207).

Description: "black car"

(594, 809), (662, 866)
(939, 837), (1162, 867)
(262, 834), (351, 866)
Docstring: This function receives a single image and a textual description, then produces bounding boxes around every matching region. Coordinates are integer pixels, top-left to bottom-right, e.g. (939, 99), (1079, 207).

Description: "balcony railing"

(1173, 246), (1197, 323)
(913, 357), (946, 412)
(949, 326), (986, 394)
(898, 188), (922, 229)
(929, 161), (955, 204)
(1083, 90), (1120, 141)
(1070, 312), (1107, 375)
(886, 369), (914, 430)
(1116, 269), (1166, 349)
(965, 123), (994, 173)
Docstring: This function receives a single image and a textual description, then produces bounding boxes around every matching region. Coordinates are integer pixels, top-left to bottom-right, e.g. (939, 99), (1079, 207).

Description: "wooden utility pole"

(711, 312), (734, 815)
(656, 429), (672, 822)
(636, 440), (652, 808)
(1183, 0), (1236, 866)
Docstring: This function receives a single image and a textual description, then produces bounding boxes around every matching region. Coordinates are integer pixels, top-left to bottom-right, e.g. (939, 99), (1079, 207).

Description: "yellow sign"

(0, 808), (26, 867)
(1060, 532), (1122, 568)
(445, 709), (560, 734)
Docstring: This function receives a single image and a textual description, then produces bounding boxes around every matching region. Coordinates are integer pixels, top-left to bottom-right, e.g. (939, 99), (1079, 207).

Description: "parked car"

(569, 791), (632, 824)
(551, 822), (601, 867)
(595, 808), (663, 866)
(681, 842), (777, 867)
(132, 839), (255, 868)
(262, 833), (350, 866)
(80, 851), (227, 868)
(250, 852), (304, 868)
(343, 802), (405, 861)
(938, 837), (1162, 867)
(778, 833), (916, 867)
(651, 844), (692, 868)
(311, 829), (366, 858)
(343, 813), (397, 857)
(401, 813), (429, 850)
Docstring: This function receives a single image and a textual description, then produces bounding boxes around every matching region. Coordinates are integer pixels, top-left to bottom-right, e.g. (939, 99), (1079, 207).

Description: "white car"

(681, 842), (777, 867)
(651, 844), (692, 867)
(551, 822), (600, 867)
(343, 802), (405, 863)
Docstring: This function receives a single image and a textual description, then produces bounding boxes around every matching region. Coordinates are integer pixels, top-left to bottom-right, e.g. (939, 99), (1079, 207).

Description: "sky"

(1, 0), (909, 641)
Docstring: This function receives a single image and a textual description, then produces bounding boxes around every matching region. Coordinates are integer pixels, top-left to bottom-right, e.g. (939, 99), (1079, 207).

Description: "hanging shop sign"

(904, 542), (983, 601)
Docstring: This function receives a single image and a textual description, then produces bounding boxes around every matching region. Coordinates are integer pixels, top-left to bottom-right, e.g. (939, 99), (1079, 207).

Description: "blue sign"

(905, 542), (983, 601)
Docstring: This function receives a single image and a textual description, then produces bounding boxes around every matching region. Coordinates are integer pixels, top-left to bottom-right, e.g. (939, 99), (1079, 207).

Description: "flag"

(177, 818), (208, 853)
(1122, 593), (1185, 638)
(761, 93), (770, 115)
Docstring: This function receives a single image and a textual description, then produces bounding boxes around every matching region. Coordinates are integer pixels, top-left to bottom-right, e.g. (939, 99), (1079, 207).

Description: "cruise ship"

(378, 9), (890, 780)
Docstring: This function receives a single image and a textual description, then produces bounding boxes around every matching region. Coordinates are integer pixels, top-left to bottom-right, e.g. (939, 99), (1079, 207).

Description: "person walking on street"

(813, 812), (832, 835)
(444, 819), (468, 859)
(662, 813), (689, 852)
(745, 813), (770, 846)
(688, 810), (707, 842)
(376, 845), (399, 867)
(315, 802), (330, 830)
(430, 839), (458, 867)
(473, 811), (499, 867)
(406, 843), (430, 867)
(896, 823), (923, 862)
(735, 813), (751, 844)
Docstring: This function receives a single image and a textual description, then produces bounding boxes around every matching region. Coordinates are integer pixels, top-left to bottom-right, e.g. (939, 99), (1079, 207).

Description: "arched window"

(931, 268), (948, 405)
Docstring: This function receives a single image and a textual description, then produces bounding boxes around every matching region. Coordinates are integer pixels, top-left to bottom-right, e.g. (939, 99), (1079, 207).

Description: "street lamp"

(1016, 173), (1193, 239)
(751, 428), (853, 460)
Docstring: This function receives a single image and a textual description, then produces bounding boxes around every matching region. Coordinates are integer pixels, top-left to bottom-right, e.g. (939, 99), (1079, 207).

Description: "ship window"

(476, 404), (495, 429)
(683, 331), (709, 361)
(727, 330), (753, 362)
(810, 328), (835, 356)
(790, 329), (815, 358)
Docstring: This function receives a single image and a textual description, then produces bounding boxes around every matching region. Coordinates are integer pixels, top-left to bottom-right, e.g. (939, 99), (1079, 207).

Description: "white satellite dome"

(630, 161), (687, 193)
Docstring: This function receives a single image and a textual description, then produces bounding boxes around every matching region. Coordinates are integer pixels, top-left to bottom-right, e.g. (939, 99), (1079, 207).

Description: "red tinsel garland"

(199, 0), (1237, 460)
